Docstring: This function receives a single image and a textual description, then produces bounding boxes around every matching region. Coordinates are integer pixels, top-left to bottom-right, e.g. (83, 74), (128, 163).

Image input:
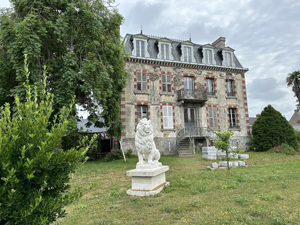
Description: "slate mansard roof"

(123, 33), (248, 74)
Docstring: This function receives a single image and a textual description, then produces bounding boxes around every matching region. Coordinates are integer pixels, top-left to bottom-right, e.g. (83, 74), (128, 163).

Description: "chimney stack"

(212, 37), (226, 48)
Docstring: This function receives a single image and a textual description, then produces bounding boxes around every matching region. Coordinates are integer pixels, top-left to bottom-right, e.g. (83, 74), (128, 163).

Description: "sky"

(1, 0), (300, 120)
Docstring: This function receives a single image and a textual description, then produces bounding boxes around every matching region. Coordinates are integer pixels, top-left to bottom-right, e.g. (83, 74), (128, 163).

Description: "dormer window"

(180, 41), (195, 63)
(136, 40), (145, 57)
(161, 44), (170, 60)
(221, 47), (235, 67)
(183, 47), (192, 62)
(201, 44), (216, 65)
(205, 49), (213, 65)
(131, 33), (149, 58)
(157, 38), (173, 60)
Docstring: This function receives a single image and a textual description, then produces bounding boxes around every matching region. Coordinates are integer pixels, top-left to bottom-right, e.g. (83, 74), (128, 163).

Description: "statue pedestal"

(126, 165), (169, 196)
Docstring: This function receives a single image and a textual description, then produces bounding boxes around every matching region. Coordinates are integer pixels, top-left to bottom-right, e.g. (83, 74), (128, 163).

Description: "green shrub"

(86, 144), (98, 160)
(252, 105), (299, 152)
(0, 59), (95, 224)
(125, 148), (135, 158)
(282, 143), (297, 155)
(104, 149), (123, 161)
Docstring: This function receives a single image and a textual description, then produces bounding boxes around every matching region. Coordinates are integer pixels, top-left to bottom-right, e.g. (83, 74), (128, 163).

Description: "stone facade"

(120, 33), (251, 155)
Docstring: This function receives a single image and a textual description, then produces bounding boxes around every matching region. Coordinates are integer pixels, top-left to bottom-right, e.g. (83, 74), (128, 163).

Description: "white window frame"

(163, 106), (173, 129)
(208, 107), (218, 129)
(226, 79), (234, 96)
(183, 46), (192, 62)
(136, 40), (145, 57)
(137, 72), (147, 91)
(221, 47), (235, 67)
(201, 44), (216, 65)
(229, 108), (237, 128)
(137, 105), (148, 120)
(162, 74), (171, 93)
(132, 35), (149, 58)
(161, 43), (170, 60)
(206, 78), (214, 95)
(180, 42), (195, 63)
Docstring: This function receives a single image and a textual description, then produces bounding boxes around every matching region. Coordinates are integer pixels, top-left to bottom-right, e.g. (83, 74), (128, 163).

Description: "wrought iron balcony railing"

(176, 127), (211, 145)
(177, 89), (207, 103)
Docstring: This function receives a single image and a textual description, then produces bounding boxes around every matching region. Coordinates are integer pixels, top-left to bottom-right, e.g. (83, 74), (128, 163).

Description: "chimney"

(212, 37), (226, 48)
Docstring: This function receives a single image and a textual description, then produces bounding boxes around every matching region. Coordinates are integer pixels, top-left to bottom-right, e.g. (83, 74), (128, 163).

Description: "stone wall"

(120, 61), (251, 154)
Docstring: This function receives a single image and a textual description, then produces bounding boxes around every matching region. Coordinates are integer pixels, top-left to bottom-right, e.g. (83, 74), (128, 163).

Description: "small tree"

(214, 129), (238, 170)
(0, 57), (96, 224)
(252, 105), (299, 152)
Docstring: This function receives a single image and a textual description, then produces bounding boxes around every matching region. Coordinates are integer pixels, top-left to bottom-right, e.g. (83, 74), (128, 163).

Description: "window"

(226, 79), (234, 96)
(208, 107), (218, 129)
(229, 108), (237, 128)
(161, 44), (169, 60)
(184, 76), (194, 96)
(163, 106), (173, 129)
(162, 74), (171, 93)
(136, 40), (145, 57)
(205, 49), (213, 64)
(137, 105), (148, 120)
(137, 72), (147, 91)
(183, 46), (192, 62)
(224, 52), (232, 66)
(206, 78), (214, 95)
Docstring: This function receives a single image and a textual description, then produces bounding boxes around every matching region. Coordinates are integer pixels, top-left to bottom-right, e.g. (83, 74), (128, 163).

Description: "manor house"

(120, 32), (250, 157)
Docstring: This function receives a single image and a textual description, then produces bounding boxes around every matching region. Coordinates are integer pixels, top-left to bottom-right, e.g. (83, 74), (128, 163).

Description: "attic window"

(183, 46), (192, 62)
(136, 40), (145, 57)
(161, 44), (170, 60)
(224, 52), (232, 66)
(205, 49), (213, 65)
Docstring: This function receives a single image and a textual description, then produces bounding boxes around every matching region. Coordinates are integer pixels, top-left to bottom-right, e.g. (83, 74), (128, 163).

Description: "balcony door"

(184, 107), (196, 129)
(184, 77), (194, 97)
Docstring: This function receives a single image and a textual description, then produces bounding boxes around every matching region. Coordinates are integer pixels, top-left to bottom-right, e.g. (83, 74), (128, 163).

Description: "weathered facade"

(120, 32), (251, 156)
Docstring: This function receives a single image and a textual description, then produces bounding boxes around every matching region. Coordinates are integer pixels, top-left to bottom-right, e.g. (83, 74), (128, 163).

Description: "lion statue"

(135, 118), (160, 165)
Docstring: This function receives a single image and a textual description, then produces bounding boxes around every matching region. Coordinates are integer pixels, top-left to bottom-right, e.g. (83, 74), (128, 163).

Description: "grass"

(55, 151), (300, 225)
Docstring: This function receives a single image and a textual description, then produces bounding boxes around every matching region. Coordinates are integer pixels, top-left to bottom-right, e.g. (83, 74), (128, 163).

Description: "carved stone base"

(126, 165), (169, 196)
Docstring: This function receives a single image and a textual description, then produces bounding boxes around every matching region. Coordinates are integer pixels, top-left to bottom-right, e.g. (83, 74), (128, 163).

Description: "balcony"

(177, 88), (207, 103)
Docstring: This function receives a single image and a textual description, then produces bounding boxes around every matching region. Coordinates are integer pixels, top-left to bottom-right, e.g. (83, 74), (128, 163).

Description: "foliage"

(61, 130), (98, 161)
(269, 143), (298, 155)
(286, 70), (300, 109)
(294, 128), (300, 142)
(252, 105), (299, 152)
(0, 57), (96, 224)
(104, 149), (123, 162)
(214, 129), (237, 170)
(0, 0), (129, 137)
(125, 148), (135, 158)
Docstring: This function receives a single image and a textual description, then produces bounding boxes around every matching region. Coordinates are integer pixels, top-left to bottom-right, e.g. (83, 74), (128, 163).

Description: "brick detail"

(206, 105), (220, 129)
(121, 87), (126, 137)
(204, 75), (218, 94)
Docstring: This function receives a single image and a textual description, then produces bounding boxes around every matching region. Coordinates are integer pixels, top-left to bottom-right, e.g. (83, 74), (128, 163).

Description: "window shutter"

(213, 108), (217, 128)
(142, 73), (147, 91)
(208, 107), (213, 128)
(163, 106), (173, 129)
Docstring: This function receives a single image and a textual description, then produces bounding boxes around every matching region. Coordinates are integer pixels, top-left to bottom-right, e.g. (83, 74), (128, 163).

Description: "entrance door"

(184, 108), (196, 129)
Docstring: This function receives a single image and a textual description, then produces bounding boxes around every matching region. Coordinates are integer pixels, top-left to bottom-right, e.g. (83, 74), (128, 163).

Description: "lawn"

(55, 152), (300, 225)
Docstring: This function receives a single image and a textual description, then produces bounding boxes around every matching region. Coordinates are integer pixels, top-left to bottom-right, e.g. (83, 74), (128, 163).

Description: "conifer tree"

(252, 105), (299, 151)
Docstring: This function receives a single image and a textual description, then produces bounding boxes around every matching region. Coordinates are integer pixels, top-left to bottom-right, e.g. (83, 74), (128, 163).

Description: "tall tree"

(0, 0), (129, 137)
(252, 105), (299, 152)
(286, 70), (300, 109)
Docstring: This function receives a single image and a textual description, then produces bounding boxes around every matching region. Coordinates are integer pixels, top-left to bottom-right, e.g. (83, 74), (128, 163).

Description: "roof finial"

(189, 32), (191, 41)
(141, 24), (143, 34)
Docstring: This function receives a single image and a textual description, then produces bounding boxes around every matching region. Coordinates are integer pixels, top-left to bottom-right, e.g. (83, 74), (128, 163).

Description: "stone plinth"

(126, 165), (169, 196)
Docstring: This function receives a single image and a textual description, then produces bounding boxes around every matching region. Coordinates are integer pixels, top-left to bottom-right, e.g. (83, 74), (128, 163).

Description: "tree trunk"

(226, 150), (230, 170)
